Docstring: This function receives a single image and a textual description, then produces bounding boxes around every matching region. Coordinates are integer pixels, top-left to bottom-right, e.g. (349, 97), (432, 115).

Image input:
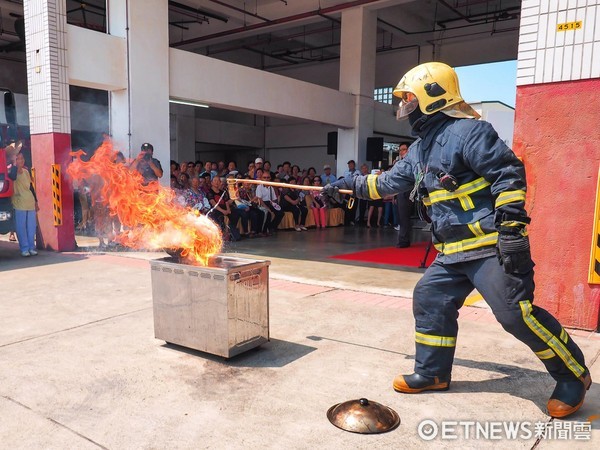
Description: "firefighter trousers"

(413, 256), (587, 382)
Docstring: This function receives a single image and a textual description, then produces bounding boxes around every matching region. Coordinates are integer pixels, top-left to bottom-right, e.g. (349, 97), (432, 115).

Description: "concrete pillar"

(24, 0), (75, 251)
(337, 8), (377, 176)
(513, 1), (600, 330)
(108, 0), (170, 183)
(169, 103), (197, 164)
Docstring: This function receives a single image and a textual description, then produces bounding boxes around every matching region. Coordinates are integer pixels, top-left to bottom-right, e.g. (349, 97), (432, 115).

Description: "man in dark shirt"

(130, 143), (163, 185)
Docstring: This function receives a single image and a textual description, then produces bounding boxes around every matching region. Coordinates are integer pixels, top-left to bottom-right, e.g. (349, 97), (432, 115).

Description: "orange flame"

(67, 139), (222, 265)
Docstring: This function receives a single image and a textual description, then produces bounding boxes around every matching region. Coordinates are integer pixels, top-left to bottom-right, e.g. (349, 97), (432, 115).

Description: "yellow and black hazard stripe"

(51, 164), (62, 226)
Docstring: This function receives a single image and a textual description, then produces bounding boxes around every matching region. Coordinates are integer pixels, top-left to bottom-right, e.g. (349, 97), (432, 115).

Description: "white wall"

(472, 102), (515, 149)
(518, 0), (600, 85)
(169, 48), (355, 129)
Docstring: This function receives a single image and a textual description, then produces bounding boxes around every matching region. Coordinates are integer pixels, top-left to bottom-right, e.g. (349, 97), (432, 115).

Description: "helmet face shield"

(396, 92), (418, 120)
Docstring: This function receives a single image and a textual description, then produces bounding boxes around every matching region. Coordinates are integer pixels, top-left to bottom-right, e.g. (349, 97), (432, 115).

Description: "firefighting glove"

(322, 174), (356, 204)
(496, 227), (534, 274)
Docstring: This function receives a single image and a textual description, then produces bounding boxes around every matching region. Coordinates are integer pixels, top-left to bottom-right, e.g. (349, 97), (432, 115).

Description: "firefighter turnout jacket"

(355, 115), (527, 264)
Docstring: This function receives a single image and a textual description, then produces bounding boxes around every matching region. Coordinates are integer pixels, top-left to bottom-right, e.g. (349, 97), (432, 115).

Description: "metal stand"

(419, 240), (433, 268)
(418, 224), (433, 269)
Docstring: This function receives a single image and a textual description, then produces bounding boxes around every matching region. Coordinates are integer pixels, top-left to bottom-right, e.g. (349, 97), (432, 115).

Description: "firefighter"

(323, 62), (591, 418)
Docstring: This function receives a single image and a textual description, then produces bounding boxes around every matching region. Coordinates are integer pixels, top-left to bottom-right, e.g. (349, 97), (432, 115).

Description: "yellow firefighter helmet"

(393, 61), (480, 120)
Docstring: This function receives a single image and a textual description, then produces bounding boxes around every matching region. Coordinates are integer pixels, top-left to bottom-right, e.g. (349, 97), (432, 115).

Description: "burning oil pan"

(150, 255), (270, 358)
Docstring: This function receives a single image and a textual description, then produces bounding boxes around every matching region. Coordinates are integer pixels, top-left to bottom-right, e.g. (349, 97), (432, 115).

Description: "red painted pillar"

(514, 80), (600, 330)
(24, 0), (76, 251)
(31, 132), (76, 251)
(514, 3), (600, 330)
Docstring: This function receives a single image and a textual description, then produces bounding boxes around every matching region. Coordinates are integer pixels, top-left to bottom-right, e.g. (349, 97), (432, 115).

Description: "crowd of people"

(166, 154), (414, 242)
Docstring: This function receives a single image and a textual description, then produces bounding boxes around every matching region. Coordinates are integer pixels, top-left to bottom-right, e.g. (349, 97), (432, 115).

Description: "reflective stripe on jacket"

(353, 117), (528, 264)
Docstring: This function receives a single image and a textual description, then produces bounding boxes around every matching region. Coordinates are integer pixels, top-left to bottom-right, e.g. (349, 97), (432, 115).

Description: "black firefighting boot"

(547, 372), (592, 418)
(393, 373), (451, 394)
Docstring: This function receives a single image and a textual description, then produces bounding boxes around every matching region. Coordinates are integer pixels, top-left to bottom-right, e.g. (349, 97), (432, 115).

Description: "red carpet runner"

(330, 241), (437, 268)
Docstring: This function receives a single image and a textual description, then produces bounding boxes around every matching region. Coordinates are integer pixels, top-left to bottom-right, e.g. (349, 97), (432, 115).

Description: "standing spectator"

(130, 143), (163, 184)
(8, 152), (39, 256)
(343, 159), (358, 178)
(306, 167), (317, 183)
(395, 142), (414, 247)
(383, 194), (398, 227)
(356, 163), (370, 225)
(321, 164), (336, 184)
(281, 177), (308, 232)
(204, 161), (212, 175)
(310, 176), (327, 229)
(256, 172), (284, 233)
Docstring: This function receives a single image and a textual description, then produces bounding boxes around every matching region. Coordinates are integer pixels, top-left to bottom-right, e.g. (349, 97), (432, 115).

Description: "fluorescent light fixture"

(169, 98), (209, 108)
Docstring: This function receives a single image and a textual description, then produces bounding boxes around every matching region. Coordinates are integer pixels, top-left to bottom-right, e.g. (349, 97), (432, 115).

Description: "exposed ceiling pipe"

(205, 25), (340, 56)
(169, 0), (228, 23)
(171, 0), (386, 48)
(206, 0), (270, 22)
(437, 6), (520, 27)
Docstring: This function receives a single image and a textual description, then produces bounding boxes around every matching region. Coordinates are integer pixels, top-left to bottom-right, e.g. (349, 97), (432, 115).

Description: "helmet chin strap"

(408, 107), (429, 134)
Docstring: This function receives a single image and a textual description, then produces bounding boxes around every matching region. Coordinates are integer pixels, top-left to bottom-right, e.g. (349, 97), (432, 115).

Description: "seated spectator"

(200, 172), (212, 194)
(310, 176), (327, 229)
(206, 177), (241, 241)
(254, 158), (264, 178)
(194, 161), (203, 176)
(263, 160), (276, 180)
(184, 176), (210, 214)
(217, 160), (228, 177)
(238, 180), (268, 237)
(276, 164), (286, 181)
(255, 172), (284, 233)
(306, 167), (317, 184)
(179, 172), (191, 191)
(245, 161), (255, 179)
(291, 165), (301, 180)
(281, 177), (308, 232)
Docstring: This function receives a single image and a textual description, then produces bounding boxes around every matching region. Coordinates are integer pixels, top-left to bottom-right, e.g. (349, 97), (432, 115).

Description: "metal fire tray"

(150, 255), (270, 358)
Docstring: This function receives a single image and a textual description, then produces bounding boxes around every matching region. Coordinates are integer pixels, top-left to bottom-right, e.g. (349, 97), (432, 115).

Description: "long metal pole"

(228, 178), (353, 195)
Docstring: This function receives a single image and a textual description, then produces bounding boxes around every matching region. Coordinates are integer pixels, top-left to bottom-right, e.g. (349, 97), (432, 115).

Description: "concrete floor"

(1, 228), (600, 449)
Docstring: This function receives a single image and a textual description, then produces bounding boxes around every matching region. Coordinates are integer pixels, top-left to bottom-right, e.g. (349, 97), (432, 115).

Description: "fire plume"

(67, 139), (222, 265)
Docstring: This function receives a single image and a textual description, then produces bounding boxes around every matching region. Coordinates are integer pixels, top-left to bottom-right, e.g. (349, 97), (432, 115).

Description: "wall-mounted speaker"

(327, 131), (338, 156)
(366, 137), (384, 162)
